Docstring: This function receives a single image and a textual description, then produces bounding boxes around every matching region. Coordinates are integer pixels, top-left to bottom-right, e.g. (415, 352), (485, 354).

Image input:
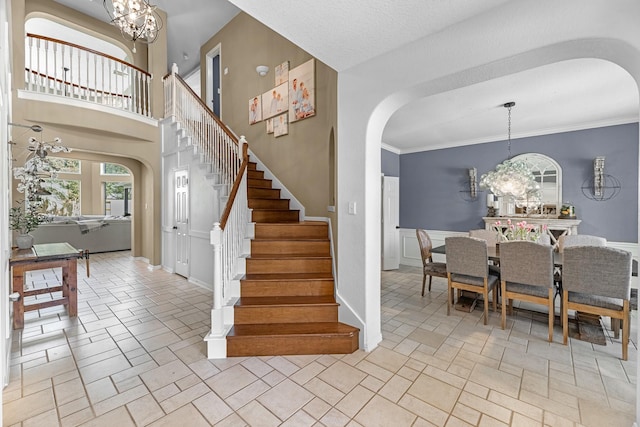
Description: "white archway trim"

(338, 36), (640, 356)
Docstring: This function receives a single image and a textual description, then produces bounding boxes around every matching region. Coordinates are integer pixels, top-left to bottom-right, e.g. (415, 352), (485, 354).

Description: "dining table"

(431, 243), (638, 313)
(431, 244), (638, 276)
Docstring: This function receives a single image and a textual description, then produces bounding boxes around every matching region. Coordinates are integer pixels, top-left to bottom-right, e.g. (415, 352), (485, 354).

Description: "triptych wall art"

(248, 58), (315, 137)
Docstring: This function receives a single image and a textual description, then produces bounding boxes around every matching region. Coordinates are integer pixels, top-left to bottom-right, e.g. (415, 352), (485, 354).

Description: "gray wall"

(382, 148), (400, 177)
(398, 123), (639, 242)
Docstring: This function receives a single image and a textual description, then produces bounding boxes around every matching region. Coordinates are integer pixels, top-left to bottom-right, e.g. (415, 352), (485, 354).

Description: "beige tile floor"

(3, 253), (637, 426)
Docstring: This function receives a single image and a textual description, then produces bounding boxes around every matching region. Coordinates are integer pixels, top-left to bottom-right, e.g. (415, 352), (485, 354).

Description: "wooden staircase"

(226, 161), (359, 356)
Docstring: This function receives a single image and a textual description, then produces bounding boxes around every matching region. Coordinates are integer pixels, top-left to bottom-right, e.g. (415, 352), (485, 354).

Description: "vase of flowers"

(9, 203), (44, 249)
(492, 218), (547, 242)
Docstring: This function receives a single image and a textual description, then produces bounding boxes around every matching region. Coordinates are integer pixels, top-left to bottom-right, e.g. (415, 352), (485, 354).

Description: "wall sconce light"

(581, 155), (621, 201)
(469, 167), (477, 199)
(593, 156), (605, 197)
(256, 65), (269, 77)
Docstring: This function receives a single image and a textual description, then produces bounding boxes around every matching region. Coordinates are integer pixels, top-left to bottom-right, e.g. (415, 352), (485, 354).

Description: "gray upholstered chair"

(445, 236), (498, 325)
(499, 241), (555, 341)
(561, 246), (632, 360)
(469, 229), (498, 247)
(558, 234), (606, 252)
(536, 233), (552, 246)
(416, 229), (447, 295)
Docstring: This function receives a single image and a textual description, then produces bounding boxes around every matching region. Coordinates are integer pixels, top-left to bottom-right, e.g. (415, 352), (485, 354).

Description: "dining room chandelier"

(480, 102), (539, 202)
(103, 0), (163, 53)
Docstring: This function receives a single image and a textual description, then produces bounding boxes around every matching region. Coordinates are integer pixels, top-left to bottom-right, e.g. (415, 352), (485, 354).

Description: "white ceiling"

(50, 1), (639, 153)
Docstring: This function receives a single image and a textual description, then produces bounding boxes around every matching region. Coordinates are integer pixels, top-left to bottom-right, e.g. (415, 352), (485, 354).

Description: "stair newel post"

(170, 63), (178, 120)
(210, 221), (224, 335)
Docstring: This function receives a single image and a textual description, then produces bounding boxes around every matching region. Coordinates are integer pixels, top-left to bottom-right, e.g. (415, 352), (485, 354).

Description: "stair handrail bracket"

(163, 66), (249, 358)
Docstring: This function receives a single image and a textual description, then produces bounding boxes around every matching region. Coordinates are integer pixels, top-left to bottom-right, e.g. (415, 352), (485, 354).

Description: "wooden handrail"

(219, 142), (248, 230)
(26, 68), (132, 98)
(27, 33), (150, 77)
(171, 73), (239, 144)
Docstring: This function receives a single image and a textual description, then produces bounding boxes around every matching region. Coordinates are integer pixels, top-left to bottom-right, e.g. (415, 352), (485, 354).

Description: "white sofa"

(31, 215), (131, 253)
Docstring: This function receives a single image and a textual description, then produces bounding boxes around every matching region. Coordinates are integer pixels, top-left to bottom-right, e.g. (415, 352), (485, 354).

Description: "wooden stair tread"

(237, 295), (337, 306)
(248, 254), (331, 260)
(228, 322), (359, 337)
(251, 238), (328, 242)
(243, 272), (333, 281)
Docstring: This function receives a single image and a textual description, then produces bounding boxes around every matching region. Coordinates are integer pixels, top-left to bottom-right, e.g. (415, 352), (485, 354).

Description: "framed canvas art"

(288, 59), (315, 122)
(248, 95), (262, 124)
(275, 61), (289, 85)
(261, 82), (289, 120)
(274, 113), (288, 137)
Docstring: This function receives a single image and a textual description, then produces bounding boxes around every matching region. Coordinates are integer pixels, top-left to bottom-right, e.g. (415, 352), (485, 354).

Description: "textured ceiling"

(48, 1), (639, 153)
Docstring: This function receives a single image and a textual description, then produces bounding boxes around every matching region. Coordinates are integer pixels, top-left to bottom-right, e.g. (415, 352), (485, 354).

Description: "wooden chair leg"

(612, 318), (620, 339)
(562, 291), (569, 345)
(492, 286), (497, 312)
(421, 274), (426, 297)
(428, 275), (433, 292)
(501, 281), (507, 330)
(482, 284), (489, 325)
(622, 302), (629, 361)
(446, 276), (452, 316)
(548, 288), (554, 342)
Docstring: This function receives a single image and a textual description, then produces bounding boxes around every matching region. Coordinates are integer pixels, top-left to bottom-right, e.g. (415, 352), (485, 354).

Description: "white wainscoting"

(399, 229), (466, 267)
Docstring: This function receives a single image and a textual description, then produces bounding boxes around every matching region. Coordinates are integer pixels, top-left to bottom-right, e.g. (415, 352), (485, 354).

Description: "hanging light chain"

(504, 102), (515, 159)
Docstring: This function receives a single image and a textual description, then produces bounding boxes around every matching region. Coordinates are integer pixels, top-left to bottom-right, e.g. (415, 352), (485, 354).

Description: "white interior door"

(382, 176), (400, 270)
(175, 170), (189, 277)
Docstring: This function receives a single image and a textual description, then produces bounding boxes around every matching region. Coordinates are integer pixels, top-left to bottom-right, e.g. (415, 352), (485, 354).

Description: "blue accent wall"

(382, 148), (400, 177)
(398, 123), (638, 242)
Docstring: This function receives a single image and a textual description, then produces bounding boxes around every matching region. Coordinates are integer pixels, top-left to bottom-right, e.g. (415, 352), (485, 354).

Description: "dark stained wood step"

(248, 178), (272, 188)
(254, 222), (328, 239)
(248, 187), (280, 199)
(247, 170), (264, 179)
(248, 198), (290, 210)
(240, 275), (334, 297)
(234, 296), (339, 324)
(251, 239), (330, 256)
(251, 209), (299, 223)
(248, 162), (257, 170)
(226, 322), (359, 356)
(246, 255), (332, 274)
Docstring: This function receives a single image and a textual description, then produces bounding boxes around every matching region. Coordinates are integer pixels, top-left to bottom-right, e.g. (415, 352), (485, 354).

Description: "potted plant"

(9, 203), (44, 249)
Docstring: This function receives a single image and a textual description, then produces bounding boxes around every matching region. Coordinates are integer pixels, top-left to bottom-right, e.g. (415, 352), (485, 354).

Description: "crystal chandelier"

(103, 0), (163, 53)
(480, 102), (540, 202)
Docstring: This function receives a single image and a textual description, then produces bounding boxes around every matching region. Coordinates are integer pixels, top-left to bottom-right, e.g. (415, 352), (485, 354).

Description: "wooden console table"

(9, 243), (84, 329)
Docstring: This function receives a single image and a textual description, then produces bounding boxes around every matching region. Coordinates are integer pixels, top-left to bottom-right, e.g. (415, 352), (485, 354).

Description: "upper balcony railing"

(24, 33), (152, 118)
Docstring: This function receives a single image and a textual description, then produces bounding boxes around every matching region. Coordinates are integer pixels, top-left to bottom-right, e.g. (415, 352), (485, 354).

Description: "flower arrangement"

(492, 218), (547, 242)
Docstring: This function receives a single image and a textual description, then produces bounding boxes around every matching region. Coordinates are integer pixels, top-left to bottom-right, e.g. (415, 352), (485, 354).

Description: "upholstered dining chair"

(416, 229), (447, 295)
(445, 236), (498, 325)
(469, 229), (498, 246)
(557, 234), (606, 252)
(562, 246), (632, 360)
(499, 240), (555, 341)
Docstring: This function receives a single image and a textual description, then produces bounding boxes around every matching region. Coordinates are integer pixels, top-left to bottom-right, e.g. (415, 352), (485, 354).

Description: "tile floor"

(2, 253), (638, 426)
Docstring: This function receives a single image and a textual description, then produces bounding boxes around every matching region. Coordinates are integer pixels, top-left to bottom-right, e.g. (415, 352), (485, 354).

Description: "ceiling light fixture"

(103, 0), (163, 53)
(480, 102), (540, 207)
(256, 65), (269, 77)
